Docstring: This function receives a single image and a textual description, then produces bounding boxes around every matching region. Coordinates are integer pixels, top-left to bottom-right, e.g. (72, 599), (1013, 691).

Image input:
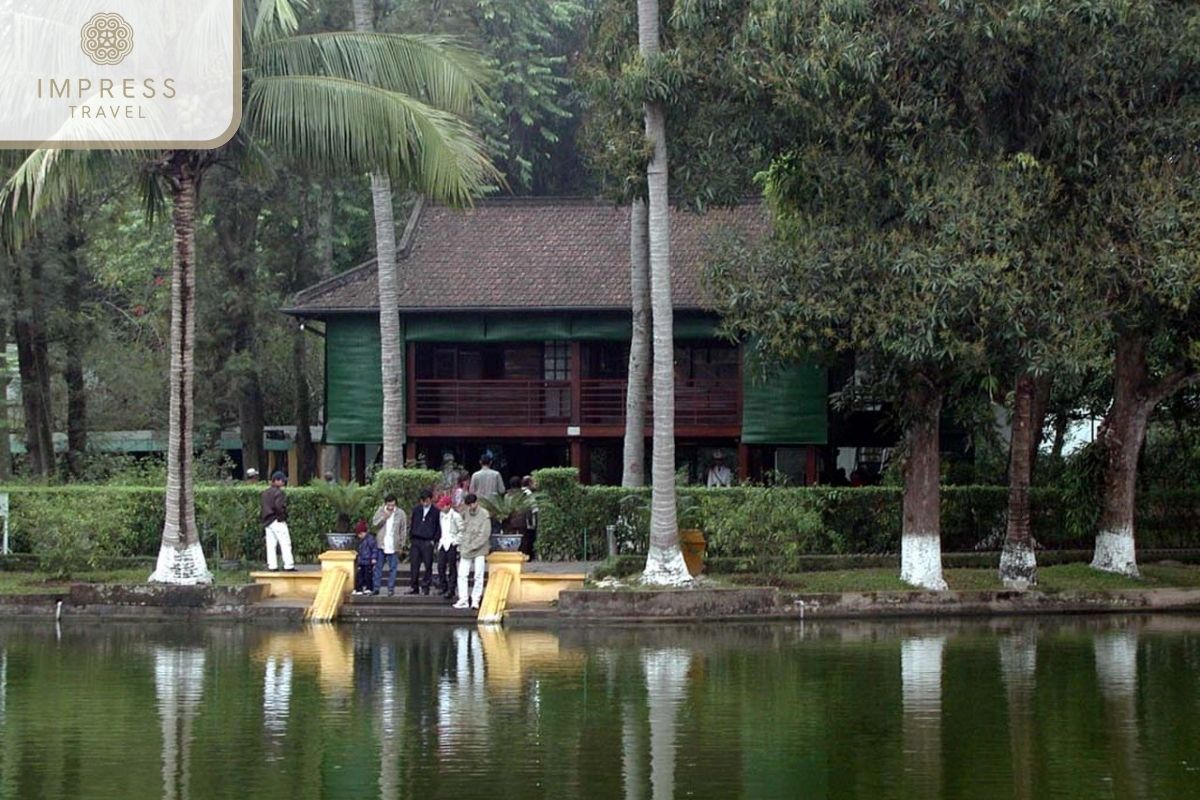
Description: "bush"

(373, 469), (441, 507)
(35, 525), (100, 579)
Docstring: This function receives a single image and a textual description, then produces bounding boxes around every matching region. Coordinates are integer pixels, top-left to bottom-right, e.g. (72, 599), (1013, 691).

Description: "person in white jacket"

(435, 495), (464, 601)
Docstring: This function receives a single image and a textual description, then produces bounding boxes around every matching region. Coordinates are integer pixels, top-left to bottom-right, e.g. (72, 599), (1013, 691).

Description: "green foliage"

(703, 487), (824, 575)
(309, 480), (376, 532)
(373, 469), (441, 508)
(34, 526), (100, 580)
(478, 490), (536, 529)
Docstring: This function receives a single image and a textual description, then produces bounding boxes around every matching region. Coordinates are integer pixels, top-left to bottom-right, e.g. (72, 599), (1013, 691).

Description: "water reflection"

(1094, 628), (1148, 800)
(153, 647), (205, 800)
(0, 617), (1196, 800)
(900, 635), (946, 799)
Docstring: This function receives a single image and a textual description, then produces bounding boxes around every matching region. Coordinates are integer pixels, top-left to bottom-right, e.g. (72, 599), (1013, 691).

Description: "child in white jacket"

(435, 495), (464, 600)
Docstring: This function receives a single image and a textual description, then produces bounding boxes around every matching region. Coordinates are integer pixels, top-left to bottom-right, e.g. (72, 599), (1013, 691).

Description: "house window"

(543, 341), (570, 381)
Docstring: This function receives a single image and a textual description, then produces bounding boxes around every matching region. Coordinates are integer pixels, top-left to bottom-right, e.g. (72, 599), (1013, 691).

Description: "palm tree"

(3, 1), (495, 583)
(636, 0), (690, 584)
(621, 199), (649, 487)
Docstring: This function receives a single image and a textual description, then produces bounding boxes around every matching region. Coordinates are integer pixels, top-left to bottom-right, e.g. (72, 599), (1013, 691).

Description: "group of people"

(353, 488), (492, 609)
(257, 453), (538, 611)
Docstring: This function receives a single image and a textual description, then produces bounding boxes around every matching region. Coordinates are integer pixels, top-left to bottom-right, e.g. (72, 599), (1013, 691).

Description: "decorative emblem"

(80, 13), (134, 66)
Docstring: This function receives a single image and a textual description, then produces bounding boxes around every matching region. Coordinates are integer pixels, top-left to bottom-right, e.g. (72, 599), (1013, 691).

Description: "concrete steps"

(339, 590), (479, 622)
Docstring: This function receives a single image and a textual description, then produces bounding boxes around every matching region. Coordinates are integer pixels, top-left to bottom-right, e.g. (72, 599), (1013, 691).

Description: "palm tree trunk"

(13, 244), (54, 478)
(0, 253), (13, 482)
(352, 0), (406, 470)
(1000, 372), (1038, 587)
(636, 0), (689, 585)
(63, 191), (88, 479)
(621, 199), (649, 487)
(150, 156), (212, 584)
(900, 377), (947, 590)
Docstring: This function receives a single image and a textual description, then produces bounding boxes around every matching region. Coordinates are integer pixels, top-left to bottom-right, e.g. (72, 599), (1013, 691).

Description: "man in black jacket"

(261, 471), (295, 571)
(407, 489), (440, 595)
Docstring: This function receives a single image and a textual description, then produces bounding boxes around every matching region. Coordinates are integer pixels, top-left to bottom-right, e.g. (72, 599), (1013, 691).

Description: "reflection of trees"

(154, 646), (206, 800)
(1094, 628), (1147, 800)
(262, 653), (293, 740)
(378, 641), (404, 800)
(999, 629), (1038, 800)
(642, 648), (692, 800)
(901, 635), (945, 800)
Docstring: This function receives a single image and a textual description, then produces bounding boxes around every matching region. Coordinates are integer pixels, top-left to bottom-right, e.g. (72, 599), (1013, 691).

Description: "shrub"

(373, 469), (441, 508)
(35, 525), (100, 579)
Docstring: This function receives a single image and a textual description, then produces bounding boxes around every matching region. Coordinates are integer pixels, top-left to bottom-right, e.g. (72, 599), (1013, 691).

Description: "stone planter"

(324, 532), (357, 551)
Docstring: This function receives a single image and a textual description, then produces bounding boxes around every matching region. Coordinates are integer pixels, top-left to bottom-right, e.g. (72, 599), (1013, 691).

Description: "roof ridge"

(288, 258), (377, 308)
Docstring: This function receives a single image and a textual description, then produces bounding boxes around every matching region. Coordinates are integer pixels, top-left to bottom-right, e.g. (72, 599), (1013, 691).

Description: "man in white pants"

(261, 471), (295, 571)
(455, 494), (491, 609)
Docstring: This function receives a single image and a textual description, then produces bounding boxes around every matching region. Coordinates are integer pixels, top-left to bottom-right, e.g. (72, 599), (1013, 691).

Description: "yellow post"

(305, 550), (356, 622)
(476, 551), (526, 624)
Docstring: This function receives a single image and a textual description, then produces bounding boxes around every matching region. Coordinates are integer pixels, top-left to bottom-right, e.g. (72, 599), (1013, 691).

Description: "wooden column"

(406, 341), (416, 434)
(405, 441), (417, 466)
(339, 445), (352, 483)
(737, 443), (751, 482)
(570, 439), (591, 484)
(806, 446), (818, 486)
(354, 444), (367, 485)
(569, 341), (583, 425)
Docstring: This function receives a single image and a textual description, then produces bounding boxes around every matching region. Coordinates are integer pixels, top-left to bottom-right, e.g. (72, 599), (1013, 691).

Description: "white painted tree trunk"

(353, 0), (405, 470)
(643, 648), (690, 800)
(622, 199), (650, 488)
(151, 160), (212, 585)
(999, 630), (1037, 800)
(637, 0), (690, 586)
(899, 381), (946, 591)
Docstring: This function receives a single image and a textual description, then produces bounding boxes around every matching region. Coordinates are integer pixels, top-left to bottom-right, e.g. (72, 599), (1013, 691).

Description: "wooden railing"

(413, 377), (738, 428)
(413, 379), (570, 425)
(580, 378), (739, 426)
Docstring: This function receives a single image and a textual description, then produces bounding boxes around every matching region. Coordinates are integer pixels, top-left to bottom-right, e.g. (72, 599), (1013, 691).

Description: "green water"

(0, 616), (1198, 799)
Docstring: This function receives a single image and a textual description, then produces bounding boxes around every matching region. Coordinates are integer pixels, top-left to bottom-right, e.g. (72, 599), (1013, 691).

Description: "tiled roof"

(285, 197), (767, 314)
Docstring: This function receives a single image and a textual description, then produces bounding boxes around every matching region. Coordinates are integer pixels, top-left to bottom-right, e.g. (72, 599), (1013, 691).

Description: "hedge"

(1, 469), (442, 565)
(530, 468), (1200, 564)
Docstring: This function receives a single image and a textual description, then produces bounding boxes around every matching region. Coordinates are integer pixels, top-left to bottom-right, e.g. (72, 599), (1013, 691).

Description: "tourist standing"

(371, 493), (406, 596)
(261, 471), (295, 571)
(455, 493), (490, 610)
(353, 520), (379, 595)
(469, 454), (505, 534)
(408, 489), (439, 595)
(705, 453), (733, 487)
(520, 475), (539, 561)
(244, 467), (260, 483)
(439, 452), (463, 493)
(436, 495), (463, 600)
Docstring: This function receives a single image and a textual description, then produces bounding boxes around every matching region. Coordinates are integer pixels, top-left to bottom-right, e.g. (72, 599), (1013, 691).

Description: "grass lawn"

(0, 568), (252, 595)
(730, 562), (1200, 593)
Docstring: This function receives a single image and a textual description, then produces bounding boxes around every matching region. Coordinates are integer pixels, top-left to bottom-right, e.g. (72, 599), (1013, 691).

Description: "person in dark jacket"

(353, 520), (379, 595)
(408, 489), (440, 595)
(260, 471), (295, 571)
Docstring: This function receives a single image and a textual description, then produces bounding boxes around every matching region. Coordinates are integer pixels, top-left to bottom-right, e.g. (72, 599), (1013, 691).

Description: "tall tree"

(352, 0), (406, 472)
(60, 191), (89, 479)
(11, 238), (54, 479)
(636, 0), (689, 585)
(621, 199), (649, 487)
(5, 0), (494, 581)
(0, 249), (12, 481)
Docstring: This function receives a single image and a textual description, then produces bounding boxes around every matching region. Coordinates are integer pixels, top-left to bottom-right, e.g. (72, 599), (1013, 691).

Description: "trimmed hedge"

(530, 468), (1199, 563)
(2, 470), (443, 564)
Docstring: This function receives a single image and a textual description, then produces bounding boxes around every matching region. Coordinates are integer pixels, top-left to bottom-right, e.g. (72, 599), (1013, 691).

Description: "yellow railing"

(305, 569), (350, 622)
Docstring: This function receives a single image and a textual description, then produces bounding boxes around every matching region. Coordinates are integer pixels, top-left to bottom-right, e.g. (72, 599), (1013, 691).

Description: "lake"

(0, 616), (1197, 799)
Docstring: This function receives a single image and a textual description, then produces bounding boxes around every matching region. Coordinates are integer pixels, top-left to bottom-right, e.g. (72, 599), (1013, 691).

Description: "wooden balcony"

(409, 377), (739, 438)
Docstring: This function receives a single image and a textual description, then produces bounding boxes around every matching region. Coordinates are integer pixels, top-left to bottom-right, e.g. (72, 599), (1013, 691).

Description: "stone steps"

(339, 593), (478, 622)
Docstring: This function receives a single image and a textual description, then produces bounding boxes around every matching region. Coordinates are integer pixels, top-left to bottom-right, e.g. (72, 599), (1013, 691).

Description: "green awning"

(741, 363), (828, 444)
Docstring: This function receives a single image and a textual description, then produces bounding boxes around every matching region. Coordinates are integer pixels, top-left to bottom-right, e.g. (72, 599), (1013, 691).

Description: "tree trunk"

(621, 199), (650, 488)
(900, 378), (947, 590)
(1029, 374), (1051, 469)
(292, 327), (317, 484)
(291, 180), (319, 485)
(352, 0), (406, 470)
(150, 155), (212, 585)
(1093, 336), (1154, 577)
(0, 261), (12, 482)
(1000, 372), (1037, 587)
(636, 0), (689, 585)
(13, 245), (54, 478)
(239, 374), (265, 477)
(62, 192), (88, 479)
(1050, 413), (1069, 462)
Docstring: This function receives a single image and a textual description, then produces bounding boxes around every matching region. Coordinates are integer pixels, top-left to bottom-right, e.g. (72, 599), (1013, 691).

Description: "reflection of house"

(285, 198), (831, 484)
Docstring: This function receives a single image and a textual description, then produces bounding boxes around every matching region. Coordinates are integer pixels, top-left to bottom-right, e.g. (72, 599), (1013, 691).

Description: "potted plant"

(677, 494), (706, 576)
(478, 490), (536, 552)
(312, 480), (376, 550)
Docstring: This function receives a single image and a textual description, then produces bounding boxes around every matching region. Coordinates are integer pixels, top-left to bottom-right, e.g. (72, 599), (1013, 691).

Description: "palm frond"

(253, 32), (492, 117)
(245, 0), (307, 44)
(245, 76), (499, 204)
